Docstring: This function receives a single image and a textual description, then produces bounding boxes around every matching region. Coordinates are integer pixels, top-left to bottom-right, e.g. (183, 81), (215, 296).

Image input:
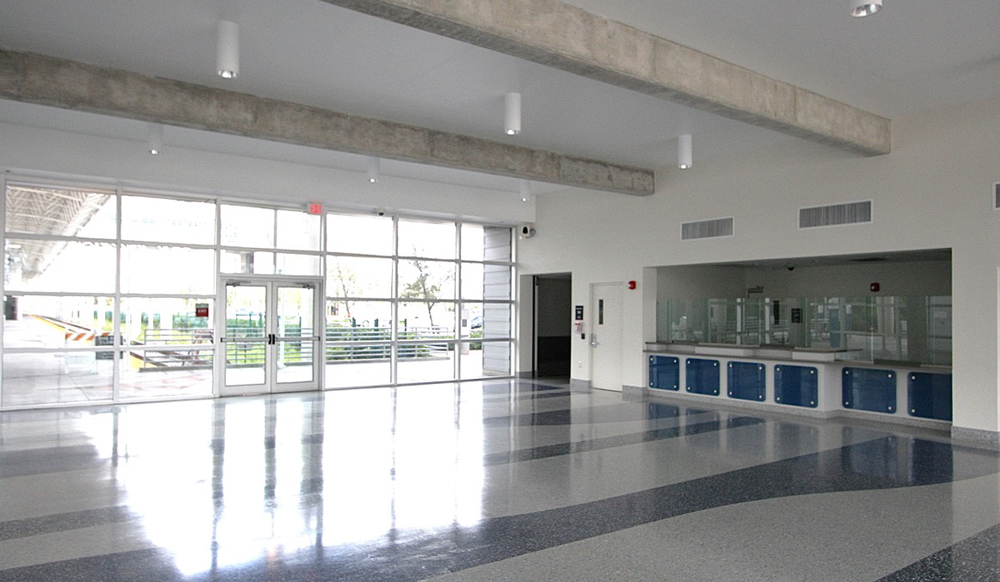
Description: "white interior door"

(590, 282), (623, 391)
(219, 277), (322, 396)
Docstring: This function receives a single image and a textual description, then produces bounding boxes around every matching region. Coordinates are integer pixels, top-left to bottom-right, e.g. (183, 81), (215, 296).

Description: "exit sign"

(308, 203), (323, 215)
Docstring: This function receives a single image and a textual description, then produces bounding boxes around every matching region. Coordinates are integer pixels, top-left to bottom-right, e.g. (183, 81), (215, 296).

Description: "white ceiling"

(1, 0), (998, 193)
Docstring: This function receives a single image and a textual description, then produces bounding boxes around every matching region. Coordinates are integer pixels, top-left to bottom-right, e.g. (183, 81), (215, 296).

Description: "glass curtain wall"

(2, 184), (219, 407)
(3, 183), (118, 406)
(2, 179), (515, 408)
(118, 195), (217, 400)
(325, 216), (514, 388)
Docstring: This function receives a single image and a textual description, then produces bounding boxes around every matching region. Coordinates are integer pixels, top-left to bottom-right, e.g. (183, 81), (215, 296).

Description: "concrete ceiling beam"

(323, 0), (892, 156)
(0, 50), (655, 196)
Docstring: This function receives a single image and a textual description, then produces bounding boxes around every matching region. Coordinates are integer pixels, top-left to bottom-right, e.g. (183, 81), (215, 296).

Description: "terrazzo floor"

(1, 380), (998, 581)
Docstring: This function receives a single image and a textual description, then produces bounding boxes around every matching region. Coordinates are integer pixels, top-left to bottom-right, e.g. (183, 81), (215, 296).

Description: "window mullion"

(390, 215), (399, 385)
(112, 186), (123, 402)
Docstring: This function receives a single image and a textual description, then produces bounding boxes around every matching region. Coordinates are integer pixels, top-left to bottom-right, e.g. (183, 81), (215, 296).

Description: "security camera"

(787, 266), (795, 271)
(375, 208), (385, 217)
(519, 224), (536, 239)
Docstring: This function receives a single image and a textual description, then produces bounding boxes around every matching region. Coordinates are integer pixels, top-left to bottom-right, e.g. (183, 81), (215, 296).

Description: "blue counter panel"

(648, 355), (680, 391)
(842, 367), (897, 414)
(727, 361), (766, 402)
(686, 358), (720, 396)
(774, 365), (818, 408)
(907, 372), (952, 421)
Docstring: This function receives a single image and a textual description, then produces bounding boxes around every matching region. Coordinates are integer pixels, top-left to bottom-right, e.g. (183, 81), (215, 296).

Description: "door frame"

(216, 274), (325, 396)
(532, 273), (573, 378)
(589, 282), (624, 391)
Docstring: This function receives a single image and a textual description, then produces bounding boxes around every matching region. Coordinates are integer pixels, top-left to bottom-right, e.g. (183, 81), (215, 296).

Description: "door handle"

(590, 333), (598, 348)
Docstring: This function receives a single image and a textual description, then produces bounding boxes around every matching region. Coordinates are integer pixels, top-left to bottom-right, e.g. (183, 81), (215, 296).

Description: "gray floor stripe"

(481, 415), (765, 466)
(2, 414), (746, 540)
(877, 522), (1000, 581)
(4, 437), (995, 582)
(0, 506), (137, 542)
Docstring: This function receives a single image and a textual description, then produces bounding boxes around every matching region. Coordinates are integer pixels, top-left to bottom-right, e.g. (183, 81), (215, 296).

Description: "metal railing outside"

(138, 328), (215, 370)
(136, 324), (465, 368)
(326, 325), (452, 362)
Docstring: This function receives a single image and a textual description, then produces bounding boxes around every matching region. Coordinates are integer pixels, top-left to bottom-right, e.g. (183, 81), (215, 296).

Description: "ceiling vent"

(994, 183), (1000, 209)
(799, 200), (872, 229)
(681, 217), (734, 241)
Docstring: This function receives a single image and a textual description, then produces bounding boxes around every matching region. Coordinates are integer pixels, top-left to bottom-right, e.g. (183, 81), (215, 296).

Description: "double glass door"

(220, 277), (322, 395)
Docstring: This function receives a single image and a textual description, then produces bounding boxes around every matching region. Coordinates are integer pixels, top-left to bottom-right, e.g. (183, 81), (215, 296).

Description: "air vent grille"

(994, 183), (1000, 209)
(681, 217), (734, 240)
(799, 201), (872, 228)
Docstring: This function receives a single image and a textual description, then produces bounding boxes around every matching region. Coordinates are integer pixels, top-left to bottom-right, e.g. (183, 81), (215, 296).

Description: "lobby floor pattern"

(1, 380), (997, 581)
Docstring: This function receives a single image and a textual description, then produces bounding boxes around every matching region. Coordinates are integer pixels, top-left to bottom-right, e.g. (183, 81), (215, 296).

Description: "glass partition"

(658, 298), (765, 345)
(657, 295), (952, 366)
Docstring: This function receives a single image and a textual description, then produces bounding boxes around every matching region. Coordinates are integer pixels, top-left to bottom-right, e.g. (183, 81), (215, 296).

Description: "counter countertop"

(644, 342), (950, 369)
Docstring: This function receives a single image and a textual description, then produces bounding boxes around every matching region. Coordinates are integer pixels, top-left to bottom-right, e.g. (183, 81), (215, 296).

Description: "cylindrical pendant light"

(850, 0), (882, 17)
(147, 123), (163, 155)
(519, 179), (531, 203)
(505, 92), (521, 136)
(678, 134), (692, 170)
(217, 20), (240, 79)
(367, 157), (380, 183)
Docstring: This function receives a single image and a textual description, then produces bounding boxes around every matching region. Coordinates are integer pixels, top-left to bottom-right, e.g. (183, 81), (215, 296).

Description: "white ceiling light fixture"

(519, 179), (531, 202)
(505, 92), (521, 136)
(678, 134), (692, 170)
(147, 122), (163, 155)
(216, 20), (240, 79)
(367, 157), (380, 183)
(850, 0), (882, 17)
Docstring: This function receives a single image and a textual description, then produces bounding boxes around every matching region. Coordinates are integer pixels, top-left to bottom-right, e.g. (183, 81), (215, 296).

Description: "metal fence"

(327, 325), (451, 362)
(134, 325), (457, 368)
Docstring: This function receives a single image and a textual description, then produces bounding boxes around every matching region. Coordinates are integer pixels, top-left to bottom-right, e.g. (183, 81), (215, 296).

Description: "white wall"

(657, 265), (746, 299)
(744, 261), (951, 298)
(518, 96), (1000, 436)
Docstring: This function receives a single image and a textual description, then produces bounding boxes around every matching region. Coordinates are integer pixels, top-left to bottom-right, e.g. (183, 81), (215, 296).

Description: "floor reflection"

(110, 385), (489, 578)
(2, 380), (999, 581)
